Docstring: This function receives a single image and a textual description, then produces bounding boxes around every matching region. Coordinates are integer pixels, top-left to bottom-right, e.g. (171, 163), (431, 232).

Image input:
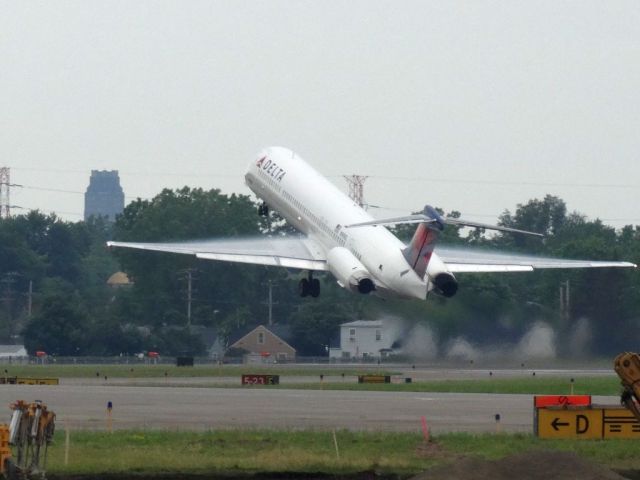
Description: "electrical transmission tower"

(0, 167), (10, 219)
(343, 175), (368, 209)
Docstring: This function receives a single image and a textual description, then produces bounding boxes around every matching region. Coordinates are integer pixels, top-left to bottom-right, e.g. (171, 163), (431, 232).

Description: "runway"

(0, 381), (619, 433)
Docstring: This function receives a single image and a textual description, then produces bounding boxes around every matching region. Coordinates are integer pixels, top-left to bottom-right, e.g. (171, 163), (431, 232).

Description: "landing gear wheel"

(299, 278), (310, 297)
(258, 203), (269, 217)
(310, 278), (320, 298)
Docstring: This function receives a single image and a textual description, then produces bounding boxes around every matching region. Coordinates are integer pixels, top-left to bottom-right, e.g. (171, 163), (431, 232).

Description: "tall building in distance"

(84, 170), (125, 222)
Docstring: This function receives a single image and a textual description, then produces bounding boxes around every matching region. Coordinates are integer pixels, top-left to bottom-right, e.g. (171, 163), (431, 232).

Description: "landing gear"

(258, 202), (269, 216)
(299, 272), (320, 298)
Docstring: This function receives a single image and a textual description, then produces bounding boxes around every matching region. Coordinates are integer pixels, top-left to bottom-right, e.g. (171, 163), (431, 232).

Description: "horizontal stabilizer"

(444, 218), (544, 237)
(346, 205), (543, 237)
(345, 215), (439, 228)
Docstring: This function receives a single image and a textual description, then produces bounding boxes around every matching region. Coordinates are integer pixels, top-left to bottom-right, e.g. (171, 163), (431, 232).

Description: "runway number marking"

(241, 374), (279, 385)
(537, 407), (640, 439)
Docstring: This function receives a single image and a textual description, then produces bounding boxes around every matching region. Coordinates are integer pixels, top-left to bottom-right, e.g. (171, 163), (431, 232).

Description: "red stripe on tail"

(402, 223), (440, 278)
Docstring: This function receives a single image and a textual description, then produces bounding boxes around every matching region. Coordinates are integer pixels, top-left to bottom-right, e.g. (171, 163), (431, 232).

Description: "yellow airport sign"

(602, 408), (640, 438)
(537, 406), (640, 439)
(0, 377), (59, 385)
(358, 375), (391, 384)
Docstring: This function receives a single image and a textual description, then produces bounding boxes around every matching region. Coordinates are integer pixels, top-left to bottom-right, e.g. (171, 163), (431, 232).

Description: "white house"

(0, 345), (28, 363)
(329, 320), (394, 360)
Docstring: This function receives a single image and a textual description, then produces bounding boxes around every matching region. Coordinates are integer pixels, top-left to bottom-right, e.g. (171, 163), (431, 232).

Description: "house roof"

(230, 325), (296, 352)
(341, 320), (383, 328)
(228, 323), (292, 346)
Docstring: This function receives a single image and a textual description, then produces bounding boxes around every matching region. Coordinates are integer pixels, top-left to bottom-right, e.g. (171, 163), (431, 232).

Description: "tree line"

(1, 188), (638, 357)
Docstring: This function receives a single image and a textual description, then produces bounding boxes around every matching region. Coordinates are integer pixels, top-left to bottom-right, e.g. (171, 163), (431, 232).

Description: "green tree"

(112, 188), (269, 328)
(23, 291), (88, 356)
(498, 195), (567, 252)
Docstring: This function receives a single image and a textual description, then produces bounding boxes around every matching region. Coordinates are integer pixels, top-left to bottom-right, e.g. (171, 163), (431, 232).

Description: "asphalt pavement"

(0, 376), (619, 434)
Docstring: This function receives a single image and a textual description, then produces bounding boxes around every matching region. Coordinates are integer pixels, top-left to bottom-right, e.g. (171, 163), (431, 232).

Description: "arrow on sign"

(551, 418), (570, 431)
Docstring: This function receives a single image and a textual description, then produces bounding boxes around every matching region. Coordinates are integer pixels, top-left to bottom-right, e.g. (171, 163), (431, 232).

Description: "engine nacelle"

(426, 270), (458, 297)
(327, 247), (375, 294)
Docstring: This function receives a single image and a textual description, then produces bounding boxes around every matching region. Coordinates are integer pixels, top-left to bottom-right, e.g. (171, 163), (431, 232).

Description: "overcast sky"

(2, 1), (639, 228)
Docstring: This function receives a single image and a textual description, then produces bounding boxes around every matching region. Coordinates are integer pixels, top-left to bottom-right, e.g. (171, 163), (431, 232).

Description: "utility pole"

(261, 281), (278, 326)
(187, 269), (192, 328)
(27, 280), (33, 318)
(559, 280), (570, 321)
(179, 268), (196, 328)
(268, 281), (273, 326)
(1, 273), (17, 334)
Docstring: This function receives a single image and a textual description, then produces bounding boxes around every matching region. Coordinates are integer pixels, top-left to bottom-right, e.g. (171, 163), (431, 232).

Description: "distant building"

(228, 325), (296, 363)
(0, 345), (28, 363)
(106, 271), (133, 288)
(329, 320), (394, 360)
(84, 170), (124, 221)
(188, 325), (226, 360)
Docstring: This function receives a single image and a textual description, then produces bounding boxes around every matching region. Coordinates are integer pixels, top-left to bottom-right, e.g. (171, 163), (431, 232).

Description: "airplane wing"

(107, 236), (328, 271)
(435, 246), (637, 273)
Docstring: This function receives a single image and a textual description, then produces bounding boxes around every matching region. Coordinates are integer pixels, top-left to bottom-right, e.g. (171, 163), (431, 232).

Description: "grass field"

(158, 376), (621, 396)
(0, 364), (396, 379)
(1, 364), (622, 395)
(276, 376), (623, 395)
(47, 430), (430, 475)
(43, 430), (640, 475)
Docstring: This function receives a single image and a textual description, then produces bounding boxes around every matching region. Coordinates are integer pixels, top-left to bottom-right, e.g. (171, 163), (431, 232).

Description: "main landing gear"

(258, 202), (269, 216)
(299, 271), (320, 298)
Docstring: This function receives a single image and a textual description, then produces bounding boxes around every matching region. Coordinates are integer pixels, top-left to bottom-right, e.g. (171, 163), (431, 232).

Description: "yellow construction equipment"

(2, 400), (56, 480)
(0, 426), (10, 477)
(614, 352), (640, 422)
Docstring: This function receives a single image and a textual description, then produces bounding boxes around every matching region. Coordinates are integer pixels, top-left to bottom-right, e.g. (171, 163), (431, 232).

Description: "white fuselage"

(244, 146), (439, 299)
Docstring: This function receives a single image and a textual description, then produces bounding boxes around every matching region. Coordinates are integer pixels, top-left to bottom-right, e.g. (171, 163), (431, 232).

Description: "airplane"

(107, 146), (636, 300)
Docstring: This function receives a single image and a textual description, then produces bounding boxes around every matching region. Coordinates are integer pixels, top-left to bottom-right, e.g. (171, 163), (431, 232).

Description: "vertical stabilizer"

(402, 206), (444, 278)
(402, 223), (441, 278)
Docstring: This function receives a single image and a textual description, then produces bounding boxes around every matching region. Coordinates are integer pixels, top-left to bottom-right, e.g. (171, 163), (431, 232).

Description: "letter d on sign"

(576, 414), (589, 434)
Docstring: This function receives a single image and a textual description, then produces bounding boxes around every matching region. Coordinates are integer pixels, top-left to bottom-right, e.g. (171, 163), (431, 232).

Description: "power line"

(16, 184), (150, 201)
(12, 165), (238, 179)
(329, 174), (640, 190)
(10, 163), (639, 189)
